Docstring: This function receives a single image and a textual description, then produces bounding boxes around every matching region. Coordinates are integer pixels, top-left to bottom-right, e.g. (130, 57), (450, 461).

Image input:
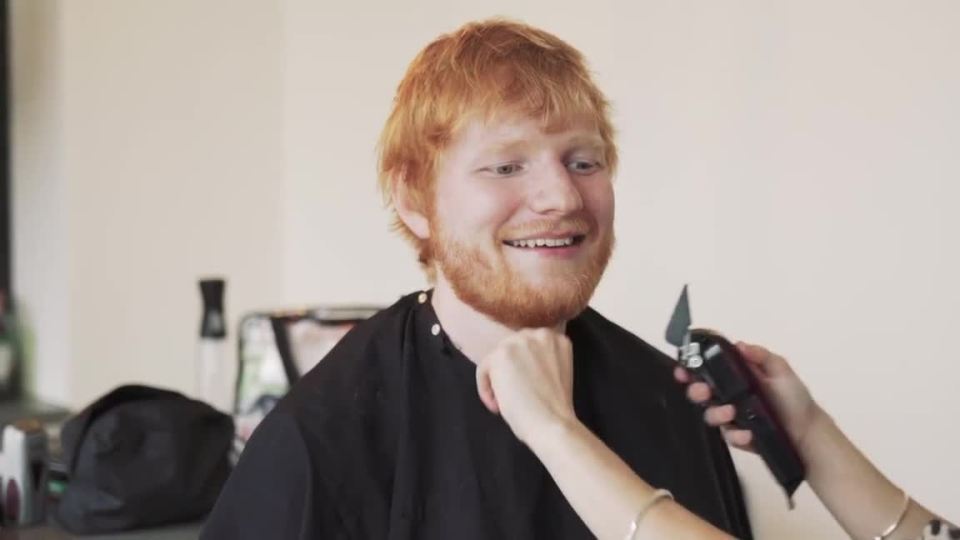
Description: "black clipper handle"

(686, 329), (805, 502)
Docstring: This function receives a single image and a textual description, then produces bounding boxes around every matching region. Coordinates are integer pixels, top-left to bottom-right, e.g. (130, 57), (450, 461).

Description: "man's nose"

(527, 162), (584, 215)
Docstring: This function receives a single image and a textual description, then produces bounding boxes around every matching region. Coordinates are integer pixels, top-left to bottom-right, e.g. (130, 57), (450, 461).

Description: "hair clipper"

(665, 285), (805, 506)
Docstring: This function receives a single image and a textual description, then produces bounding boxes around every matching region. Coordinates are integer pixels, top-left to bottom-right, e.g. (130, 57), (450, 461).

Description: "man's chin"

(498, 296), (590, 328)
(495, 281), (598, 328)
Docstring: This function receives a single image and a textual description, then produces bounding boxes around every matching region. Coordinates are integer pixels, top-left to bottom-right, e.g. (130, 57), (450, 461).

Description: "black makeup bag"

(54, 385), (233, 534)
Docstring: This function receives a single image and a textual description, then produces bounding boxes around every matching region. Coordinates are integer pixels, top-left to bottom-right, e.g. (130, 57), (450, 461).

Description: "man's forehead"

(455, 110), (604, 150)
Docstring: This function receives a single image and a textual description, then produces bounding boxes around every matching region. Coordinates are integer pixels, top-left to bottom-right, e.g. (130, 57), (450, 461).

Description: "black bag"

(54, 385), (234, 534)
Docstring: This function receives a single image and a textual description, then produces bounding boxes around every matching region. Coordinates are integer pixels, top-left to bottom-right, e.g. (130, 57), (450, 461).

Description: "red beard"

(431, 217), (614, 328)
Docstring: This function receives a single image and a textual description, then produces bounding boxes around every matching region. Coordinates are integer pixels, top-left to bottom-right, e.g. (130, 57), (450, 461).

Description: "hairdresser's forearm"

(801, 407), (935, 540)
(527, 418), (733, 540)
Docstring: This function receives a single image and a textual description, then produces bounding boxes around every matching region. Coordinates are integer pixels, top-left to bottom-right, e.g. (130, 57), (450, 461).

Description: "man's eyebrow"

(470, 134), (606, 167)
(468, 140), (530, 169)
(482, 134), (605, 154)
(563, 134), (606, 151)
(481, 139), (531, 156)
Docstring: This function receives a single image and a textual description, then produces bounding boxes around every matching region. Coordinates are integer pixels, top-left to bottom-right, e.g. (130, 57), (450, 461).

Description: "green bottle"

(0, 289), (21, 400)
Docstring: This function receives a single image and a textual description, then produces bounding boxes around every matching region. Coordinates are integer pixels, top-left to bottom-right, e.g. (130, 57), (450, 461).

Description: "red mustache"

(500, 217), (593, 241)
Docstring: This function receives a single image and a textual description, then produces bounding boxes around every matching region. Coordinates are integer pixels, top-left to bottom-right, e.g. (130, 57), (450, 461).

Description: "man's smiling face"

(427, 111), (616, 328)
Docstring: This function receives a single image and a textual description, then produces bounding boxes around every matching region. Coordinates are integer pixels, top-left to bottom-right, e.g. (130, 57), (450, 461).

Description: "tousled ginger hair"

(377, 18), (618, 272)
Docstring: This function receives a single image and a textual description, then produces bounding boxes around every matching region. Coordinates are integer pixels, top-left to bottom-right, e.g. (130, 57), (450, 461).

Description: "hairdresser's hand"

(476, 328), (576, 446)
(674, 342), (825, 454)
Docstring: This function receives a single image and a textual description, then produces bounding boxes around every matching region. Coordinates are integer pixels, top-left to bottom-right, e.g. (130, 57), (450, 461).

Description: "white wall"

(11, 0), (285, 408)
(604, 4), (960, 536)
(10, 0), (70, 402)
(11, 1), (959, 537)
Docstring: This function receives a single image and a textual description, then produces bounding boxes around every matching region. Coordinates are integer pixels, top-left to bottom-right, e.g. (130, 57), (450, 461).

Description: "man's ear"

(392, 176), (431, 240)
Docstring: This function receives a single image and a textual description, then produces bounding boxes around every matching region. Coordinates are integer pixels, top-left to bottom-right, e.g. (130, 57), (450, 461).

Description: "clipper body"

(666, 286), (805, 504)
(681, 329), (805, 502)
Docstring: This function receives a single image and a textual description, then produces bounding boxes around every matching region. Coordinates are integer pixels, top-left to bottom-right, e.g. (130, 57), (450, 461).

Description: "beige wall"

(10, 0), (70, 401)
(12, 1), (960, 537)
(11, 0), (285, 408)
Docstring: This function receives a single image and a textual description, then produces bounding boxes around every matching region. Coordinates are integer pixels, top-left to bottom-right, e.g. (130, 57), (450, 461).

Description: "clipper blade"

(665, 285), (692, 348)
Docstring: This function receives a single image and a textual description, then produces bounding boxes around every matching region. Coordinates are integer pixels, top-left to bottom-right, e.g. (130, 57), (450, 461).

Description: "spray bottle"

(197, 278), (232, 413)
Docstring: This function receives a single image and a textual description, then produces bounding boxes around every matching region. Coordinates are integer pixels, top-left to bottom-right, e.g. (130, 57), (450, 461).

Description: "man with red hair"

(203, 19), (752, 539)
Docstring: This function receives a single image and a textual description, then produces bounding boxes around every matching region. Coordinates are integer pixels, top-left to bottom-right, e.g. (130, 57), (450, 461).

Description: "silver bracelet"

(873, 491), (912, 540)
(624, 488), (674, 540)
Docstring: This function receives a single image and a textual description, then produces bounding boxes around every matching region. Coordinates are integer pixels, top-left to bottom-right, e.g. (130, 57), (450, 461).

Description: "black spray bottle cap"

(199, 278), (227, 339)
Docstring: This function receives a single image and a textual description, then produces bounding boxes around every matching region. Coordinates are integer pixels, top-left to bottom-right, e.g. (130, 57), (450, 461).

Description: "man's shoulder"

(292, 292), (417, 391)
(273, 292), (419, 439)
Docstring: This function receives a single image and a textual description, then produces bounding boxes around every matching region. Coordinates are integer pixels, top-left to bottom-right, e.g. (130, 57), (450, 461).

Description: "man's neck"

(430, 273), (565, 364)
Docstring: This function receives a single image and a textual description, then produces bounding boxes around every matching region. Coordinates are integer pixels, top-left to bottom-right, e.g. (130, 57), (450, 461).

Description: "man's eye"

(491, 163), (522, 176)
(568, 160), (601, 174)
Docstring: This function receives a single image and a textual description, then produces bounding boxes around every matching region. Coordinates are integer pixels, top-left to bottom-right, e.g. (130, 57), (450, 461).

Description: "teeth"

(507, 237), (577, 248)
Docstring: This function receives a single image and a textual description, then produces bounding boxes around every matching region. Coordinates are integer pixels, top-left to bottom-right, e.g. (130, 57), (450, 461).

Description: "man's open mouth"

(502, 235), (586, 249)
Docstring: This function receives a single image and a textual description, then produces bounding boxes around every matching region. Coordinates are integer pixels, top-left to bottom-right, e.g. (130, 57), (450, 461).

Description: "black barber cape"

(202, 291), (753, 539)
